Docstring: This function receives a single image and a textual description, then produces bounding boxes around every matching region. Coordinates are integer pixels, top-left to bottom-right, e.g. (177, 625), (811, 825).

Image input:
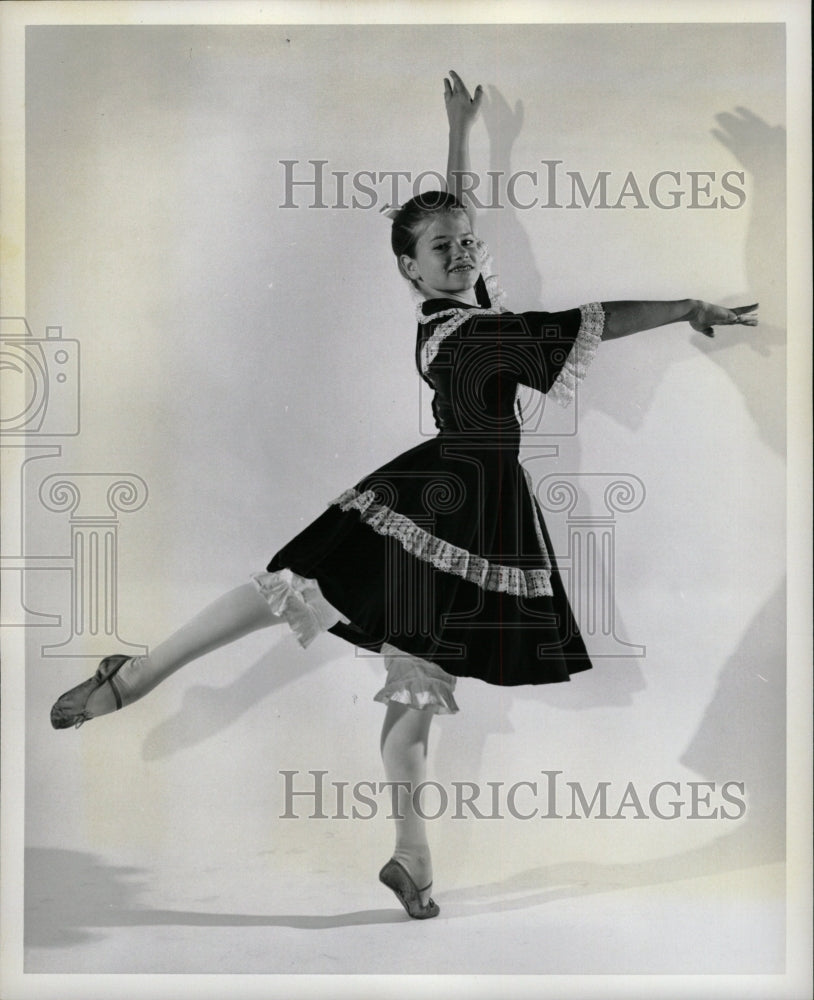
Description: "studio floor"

(17, 604), (794, 992)
(23, 832), (785, 976)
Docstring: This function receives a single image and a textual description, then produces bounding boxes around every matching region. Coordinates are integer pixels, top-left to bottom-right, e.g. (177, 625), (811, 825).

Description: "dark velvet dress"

(263, 277), (604, 687)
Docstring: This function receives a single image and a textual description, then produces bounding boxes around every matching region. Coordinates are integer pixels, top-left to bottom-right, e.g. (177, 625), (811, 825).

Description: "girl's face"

(400, 213), (481, 303)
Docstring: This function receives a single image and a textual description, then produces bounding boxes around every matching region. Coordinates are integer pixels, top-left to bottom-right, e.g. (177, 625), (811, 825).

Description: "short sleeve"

(463, 303), (604, 406)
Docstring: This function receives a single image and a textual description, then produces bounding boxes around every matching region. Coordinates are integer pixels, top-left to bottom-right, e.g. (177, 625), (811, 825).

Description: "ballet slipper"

(379, 858), (440, 919)
(50, 655), (131, 730)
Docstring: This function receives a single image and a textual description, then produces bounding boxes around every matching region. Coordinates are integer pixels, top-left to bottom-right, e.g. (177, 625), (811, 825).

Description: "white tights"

(82, 581), (436, 898)
(100, 583), (281, 707)
(380, 701), (435, 904)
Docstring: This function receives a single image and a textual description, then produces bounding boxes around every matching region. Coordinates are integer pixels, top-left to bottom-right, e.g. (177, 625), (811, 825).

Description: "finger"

(732, 303), (759, 315)
(702, 328), (715, 338)
(449, 69), (471, 99)
(444, 77), (452, 99)
(724, 313), (759, 327)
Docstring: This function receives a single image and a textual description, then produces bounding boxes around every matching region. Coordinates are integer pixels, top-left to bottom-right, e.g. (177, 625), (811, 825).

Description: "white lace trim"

(482, 261), (507, 311)
(329, 486), (553, 598)
(250, 569), (348, 649)
(547, 302), (605, 408)
(419, 305), (501, 375)
(373, 680), (459, 714)
(374, 641), (460, 714)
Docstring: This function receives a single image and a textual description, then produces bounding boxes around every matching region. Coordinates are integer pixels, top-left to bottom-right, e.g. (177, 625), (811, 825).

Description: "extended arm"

(601, 299), (758, 339)
(444, 71), (483, 223)
(441, 72), (757, 340)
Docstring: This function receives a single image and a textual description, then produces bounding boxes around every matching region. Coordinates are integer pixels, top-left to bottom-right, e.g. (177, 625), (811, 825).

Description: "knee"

(380, 702), (433, 755)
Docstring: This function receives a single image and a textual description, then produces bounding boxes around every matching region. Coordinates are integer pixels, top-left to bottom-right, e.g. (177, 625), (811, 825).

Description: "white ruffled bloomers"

(250, 568), (348, 648)
(250, 569), (459, 713)
(375, 642), (459, 714)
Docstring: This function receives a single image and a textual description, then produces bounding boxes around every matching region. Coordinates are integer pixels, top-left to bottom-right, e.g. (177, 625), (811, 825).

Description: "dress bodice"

(415, 297), (603, 450)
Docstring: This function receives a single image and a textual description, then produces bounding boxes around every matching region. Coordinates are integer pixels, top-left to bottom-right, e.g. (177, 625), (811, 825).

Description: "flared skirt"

(264, 435), (591, 687)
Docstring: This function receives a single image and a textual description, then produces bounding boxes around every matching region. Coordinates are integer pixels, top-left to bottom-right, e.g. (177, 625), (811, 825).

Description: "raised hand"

(444, 70), (483, 134)
(689, 302), (759, 338)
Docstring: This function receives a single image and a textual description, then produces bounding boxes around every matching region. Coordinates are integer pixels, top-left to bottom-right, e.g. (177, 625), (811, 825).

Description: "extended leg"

(380, 701), (435, 908)
(53, 582), (281, 724)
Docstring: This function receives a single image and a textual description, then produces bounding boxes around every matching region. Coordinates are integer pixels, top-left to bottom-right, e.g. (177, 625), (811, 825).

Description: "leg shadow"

(25, 846), (404, 959)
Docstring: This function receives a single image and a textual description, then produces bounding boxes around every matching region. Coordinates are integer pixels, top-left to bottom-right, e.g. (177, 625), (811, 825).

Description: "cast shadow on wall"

(585, 107), (785, 456)
(478, 87), (543, 308)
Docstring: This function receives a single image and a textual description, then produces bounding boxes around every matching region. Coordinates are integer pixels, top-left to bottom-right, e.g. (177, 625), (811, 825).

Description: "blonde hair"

(390, 191), (468, 283)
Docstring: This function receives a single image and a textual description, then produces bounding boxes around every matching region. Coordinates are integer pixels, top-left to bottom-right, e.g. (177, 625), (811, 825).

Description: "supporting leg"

(380, 701), (435, 907)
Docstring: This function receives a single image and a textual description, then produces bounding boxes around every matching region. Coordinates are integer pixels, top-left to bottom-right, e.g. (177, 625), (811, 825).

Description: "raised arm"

(601, 300), (758, 339)
(444, 70), (483, 222)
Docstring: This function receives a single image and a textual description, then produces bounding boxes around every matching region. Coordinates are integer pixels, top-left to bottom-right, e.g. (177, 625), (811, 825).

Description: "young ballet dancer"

(51, 72), (758, 919)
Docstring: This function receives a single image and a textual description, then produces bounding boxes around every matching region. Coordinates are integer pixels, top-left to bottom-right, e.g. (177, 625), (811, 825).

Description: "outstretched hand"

(690, 302), (759, 338)
(444, 70), (483, 133)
